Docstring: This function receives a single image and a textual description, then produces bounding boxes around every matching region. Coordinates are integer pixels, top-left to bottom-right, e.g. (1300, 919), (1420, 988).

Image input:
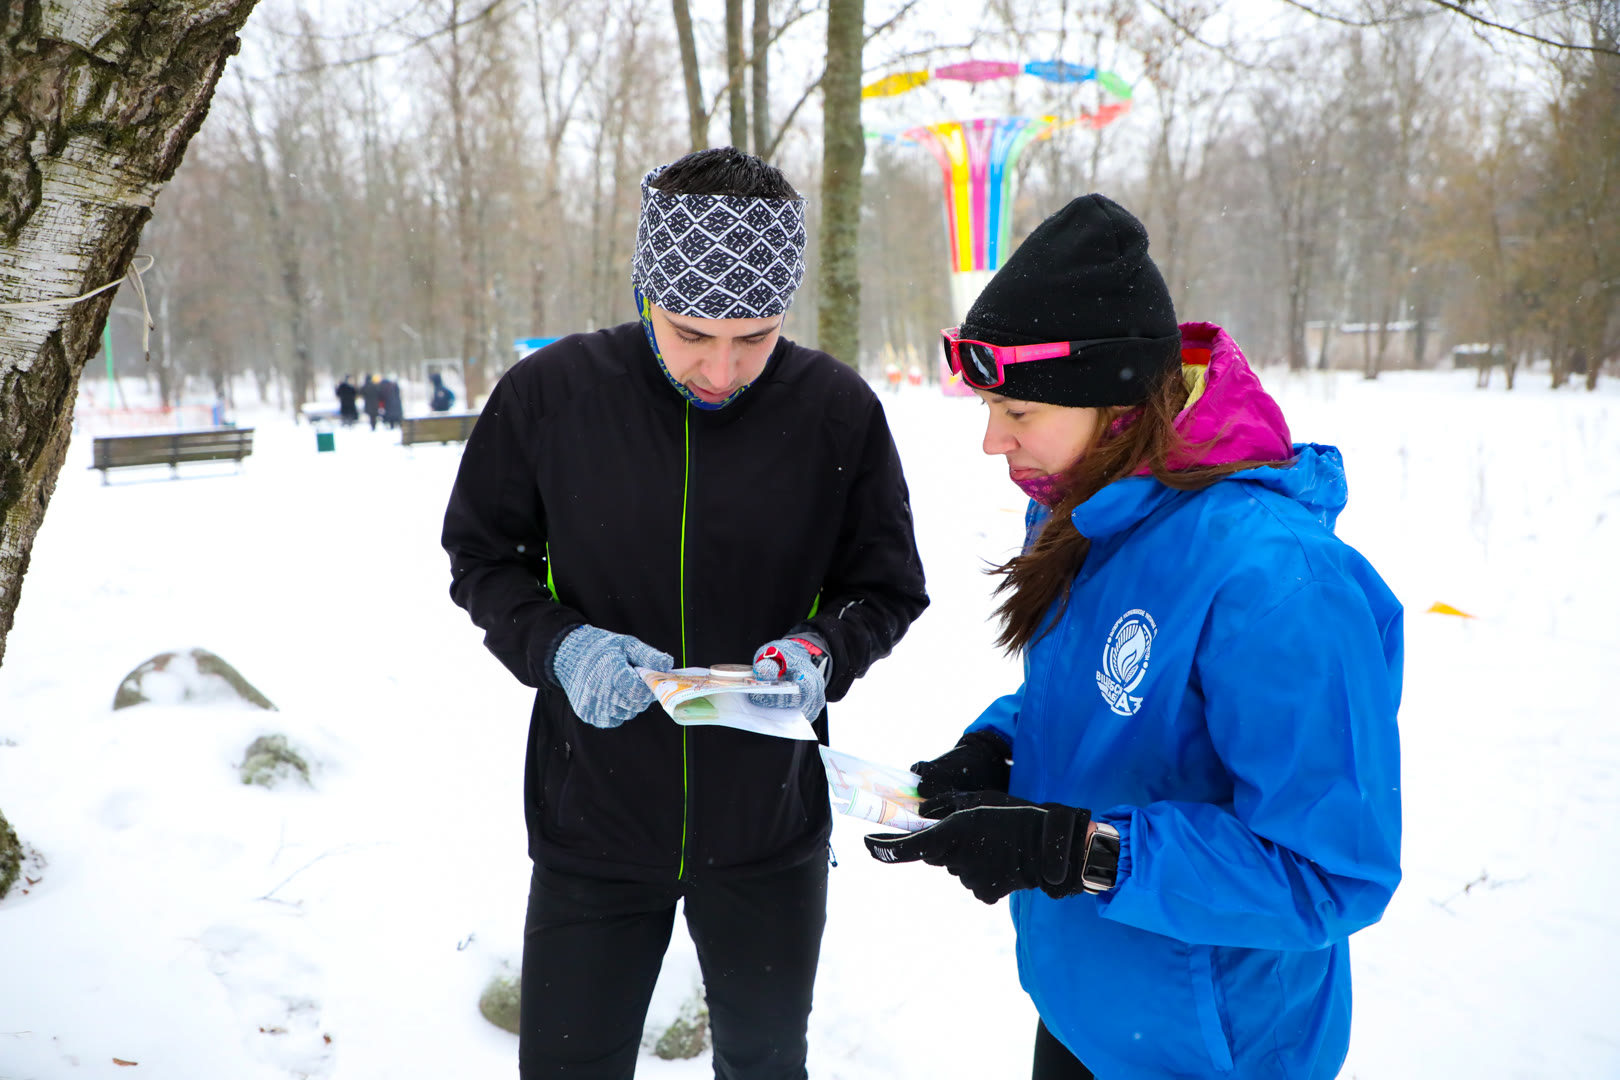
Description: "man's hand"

(551, 626), (674, 729)
(750, 635), (830, 722)
(864, 791), (1092, 904)
(910, 731), (1012, 799)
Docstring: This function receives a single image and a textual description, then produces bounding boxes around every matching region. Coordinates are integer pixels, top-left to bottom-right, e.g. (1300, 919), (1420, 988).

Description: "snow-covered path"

(2, 369), (1617, 1078)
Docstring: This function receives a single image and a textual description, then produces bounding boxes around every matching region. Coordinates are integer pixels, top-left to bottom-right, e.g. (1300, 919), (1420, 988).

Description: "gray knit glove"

(552, 626), (674, 729)
(750, 636), (830, 722)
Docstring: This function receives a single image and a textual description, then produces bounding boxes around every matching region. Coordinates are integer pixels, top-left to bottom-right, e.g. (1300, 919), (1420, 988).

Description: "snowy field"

(2, 367), (1618, 1079)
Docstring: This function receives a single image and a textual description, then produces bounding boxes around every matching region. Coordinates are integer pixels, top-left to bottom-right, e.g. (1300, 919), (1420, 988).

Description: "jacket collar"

(628, 320), (790, 426)
(1071, 322), (1296, 540)
(1144, 322), (1293, 473)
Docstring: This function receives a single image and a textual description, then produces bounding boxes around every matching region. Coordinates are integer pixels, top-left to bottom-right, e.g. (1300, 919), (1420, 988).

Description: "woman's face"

(973, 389), (1104, 479)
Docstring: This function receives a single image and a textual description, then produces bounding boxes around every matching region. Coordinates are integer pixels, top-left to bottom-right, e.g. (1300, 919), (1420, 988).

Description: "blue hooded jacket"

(967, 325), (1403, 1078)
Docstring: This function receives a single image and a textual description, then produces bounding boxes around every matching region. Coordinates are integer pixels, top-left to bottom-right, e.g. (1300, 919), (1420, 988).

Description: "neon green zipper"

(678, 403), (692, 880)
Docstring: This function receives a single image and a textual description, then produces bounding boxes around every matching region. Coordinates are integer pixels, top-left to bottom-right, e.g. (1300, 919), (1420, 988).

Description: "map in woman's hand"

(818, 747), (936, 832)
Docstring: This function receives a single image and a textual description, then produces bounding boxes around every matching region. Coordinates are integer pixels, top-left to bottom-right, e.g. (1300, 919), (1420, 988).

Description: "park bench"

(1453, 343), (1509, 388)
(299, 402), (343, 426)
(400, 413), (479, 446)
(90, 428), (255, 484)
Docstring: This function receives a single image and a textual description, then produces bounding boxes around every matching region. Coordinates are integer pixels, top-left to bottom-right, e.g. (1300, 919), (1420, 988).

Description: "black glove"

(911, 730), (1012, 800)
(864, 791), (1092, 904)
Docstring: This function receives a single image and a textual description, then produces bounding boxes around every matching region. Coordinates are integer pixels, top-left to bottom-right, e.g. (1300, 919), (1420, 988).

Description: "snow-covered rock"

(477, 973), (521, 1035)
(113, 648), (277, 711)
(239, 733), (311, 788)
(0, 807), (19, 900)
(653, 994), (710, 1060)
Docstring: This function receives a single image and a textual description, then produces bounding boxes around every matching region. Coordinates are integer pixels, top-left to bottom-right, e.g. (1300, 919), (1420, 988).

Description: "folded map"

(636, 667), (817, 741)
(818, 747), (936, 832)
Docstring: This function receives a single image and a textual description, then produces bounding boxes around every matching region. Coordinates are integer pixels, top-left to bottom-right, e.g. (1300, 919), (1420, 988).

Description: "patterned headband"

(631, 165), (808, 320)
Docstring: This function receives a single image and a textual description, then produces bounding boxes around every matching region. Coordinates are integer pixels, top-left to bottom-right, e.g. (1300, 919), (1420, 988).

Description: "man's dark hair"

(651, 147), (799, 199)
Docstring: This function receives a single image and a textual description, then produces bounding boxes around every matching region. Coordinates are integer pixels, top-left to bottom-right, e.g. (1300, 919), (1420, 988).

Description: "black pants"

(519, 856), (829, 1079)
(1033, 1020), (1094, 1080)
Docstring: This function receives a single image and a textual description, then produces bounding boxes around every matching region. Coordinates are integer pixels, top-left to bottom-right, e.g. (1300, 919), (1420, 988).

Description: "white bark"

(0, 0), (260, 666)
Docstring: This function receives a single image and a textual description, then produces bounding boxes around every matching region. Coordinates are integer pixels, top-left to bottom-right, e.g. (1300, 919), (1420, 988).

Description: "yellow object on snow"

(1426, 602), (1477, 619)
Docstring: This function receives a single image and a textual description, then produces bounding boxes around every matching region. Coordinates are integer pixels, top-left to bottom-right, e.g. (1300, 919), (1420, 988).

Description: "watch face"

(1082, 833), (1121, 892)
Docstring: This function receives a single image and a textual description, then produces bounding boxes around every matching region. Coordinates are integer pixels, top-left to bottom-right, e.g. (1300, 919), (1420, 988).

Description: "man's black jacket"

(442, 322), (929, 881)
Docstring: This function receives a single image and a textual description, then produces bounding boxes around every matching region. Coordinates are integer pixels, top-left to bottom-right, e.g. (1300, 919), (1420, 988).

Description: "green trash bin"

(316, 430), (335, 453)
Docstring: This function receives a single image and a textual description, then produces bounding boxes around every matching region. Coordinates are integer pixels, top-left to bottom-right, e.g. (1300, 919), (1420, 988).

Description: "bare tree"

(672, 0), (709, 150)
(727, 0), (749, 147)
(1124, 0), (1235, 310)
(235, 79), (316, 410)
(532, 0), (611, 332)
(752, 0), (772, 156)
(1252, 41), (1347, 371)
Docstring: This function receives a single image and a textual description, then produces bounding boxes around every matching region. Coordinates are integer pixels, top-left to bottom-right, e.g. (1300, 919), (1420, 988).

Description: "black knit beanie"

(960, 194), (1181, 407)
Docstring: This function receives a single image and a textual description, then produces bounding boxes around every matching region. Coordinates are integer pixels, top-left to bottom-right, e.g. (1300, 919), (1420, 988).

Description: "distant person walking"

(361, 375), (382, 431)
(380, 376), (404, 429)
(429, 370), (456, 413)
(336, 376), (360, 426)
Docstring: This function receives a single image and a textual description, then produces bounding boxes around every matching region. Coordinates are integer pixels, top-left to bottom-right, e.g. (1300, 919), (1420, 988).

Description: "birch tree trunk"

(816, 0), (864, 367)
(0, 0), (258, 668)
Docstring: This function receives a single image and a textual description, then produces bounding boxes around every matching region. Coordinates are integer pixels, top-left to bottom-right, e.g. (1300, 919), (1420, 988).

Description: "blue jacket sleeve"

(1096, 579), (1403, 951)
(965, 685), (1022, 746)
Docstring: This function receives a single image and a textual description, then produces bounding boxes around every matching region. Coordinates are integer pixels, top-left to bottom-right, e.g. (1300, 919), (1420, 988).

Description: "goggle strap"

(1011, 341), (1074, 364)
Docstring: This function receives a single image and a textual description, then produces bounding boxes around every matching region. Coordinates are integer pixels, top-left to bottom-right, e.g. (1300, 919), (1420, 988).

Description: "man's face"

(650, 304), (784, 404)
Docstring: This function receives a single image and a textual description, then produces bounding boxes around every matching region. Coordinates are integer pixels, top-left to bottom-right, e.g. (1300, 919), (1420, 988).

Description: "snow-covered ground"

(2, 368), (1617, 1079)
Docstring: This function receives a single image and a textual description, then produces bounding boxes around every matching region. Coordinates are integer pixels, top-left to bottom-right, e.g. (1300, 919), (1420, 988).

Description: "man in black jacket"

(441, 147), (928, 1080)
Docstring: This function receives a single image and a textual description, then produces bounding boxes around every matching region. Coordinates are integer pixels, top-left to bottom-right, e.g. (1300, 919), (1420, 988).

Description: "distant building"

(1304, 320), (1442, 371)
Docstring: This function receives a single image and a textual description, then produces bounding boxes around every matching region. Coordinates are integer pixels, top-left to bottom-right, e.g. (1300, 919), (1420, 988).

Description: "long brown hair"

(989, 365), (1287, 653)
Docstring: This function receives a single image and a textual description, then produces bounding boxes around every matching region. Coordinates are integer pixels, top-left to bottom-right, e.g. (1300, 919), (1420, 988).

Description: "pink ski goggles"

(940, 326), (1144, 390)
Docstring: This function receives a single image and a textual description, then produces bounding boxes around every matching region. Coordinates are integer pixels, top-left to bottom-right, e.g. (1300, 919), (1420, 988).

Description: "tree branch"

(1275, 0), (1619, 54)
(764, 71), (826, 159)
(702, 2), (826, 124)
(1419, 0), (1620, 55)
(1139, 0), (1275, 71)
(246, 0), (511, 80)
(865, 0), (922, 44)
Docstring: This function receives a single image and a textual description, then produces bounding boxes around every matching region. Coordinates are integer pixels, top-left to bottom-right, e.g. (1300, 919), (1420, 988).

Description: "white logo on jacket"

(1097, 609), (1157, 716)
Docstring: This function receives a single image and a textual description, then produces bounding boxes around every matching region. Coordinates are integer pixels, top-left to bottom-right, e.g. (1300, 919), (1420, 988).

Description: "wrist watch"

(1080, 822), (1121, 894)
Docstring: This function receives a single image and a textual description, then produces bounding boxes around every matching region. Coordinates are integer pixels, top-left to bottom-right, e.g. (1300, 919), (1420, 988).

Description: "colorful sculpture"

(934, 60), (1023, 84)
(862, 70), (931, 98)
(903, 117), (1057, 319)
(861, 58), (1136, 393)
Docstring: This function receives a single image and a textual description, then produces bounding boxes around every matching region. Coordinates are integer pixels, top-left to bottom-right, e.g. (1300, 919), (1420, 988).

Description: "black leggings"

(1033, 1019), (1095, 1080)
(518, 856), (828, 1080)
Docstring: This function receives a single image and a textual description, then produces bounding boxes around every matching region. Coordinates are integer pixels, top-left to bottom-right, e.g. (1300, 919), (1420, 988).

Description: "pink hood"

(1137, 322), (1293, 474)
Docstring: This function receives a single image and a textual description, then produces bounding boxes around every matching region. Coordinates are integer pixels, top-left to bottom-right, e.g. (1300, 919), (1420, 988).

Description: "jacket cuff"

(959, 728), (1012, 759)
(539, 618), (588, 689)
(1099, 808), (1133, 889)
(785, 624), (834, 686)
(1038, 803), (1091, 897)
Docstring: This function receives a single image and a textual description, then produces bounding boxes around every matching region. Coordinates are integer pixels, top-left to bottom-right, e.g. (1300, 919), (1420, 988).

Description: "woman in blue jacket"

(867, 195), (1402, 1080)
